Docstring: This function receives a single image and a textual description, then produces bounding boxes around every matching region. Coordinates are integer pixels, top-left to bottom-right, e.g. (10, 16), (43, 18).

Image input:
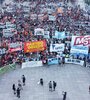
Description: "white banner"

(65, 58), (84, 66)
(3, 29), (14, 37)
(0, 48), (6, 54)
(8, 42), (22, 52)
(34, 28), (44, 35)
(50, 43), (65, 52)
(6, 22), (16, 29)
(71, 36), (90, 46)
(22, 61), (43, 69)
(44, 31), (50, 38)
(71, 36), (88, 55)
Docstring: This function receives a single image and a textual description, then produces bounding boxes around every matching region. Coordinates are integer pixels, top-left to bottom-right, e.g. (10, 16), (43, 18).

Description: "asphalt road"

(0, 64), (90, 100)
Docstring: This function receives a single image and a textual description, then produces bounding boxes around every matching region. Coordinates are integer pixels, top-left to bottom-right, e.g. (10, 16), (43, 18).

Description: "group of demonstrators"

(12, 75), (26, 98)
(0, 0), (90, 67)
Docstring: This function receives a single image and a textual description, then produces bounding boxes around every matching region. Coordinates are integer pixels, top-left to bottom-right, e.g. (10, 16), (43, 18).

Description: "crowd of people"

(0, 0), (90, 67)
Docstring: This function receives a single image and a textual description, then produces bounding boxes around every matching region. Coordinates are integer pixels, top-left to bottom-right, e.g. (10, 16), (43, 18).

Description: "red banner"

(24, 40), (47, 53)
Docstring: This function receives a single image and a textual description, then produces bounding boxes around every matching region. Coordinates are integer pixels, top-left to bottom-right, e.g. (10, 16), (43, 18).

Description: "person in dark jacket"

(12, 84), (16, 95)
(62, 91), (67, 100)
(17, 87), (20, 98)
(40, 78), (43, 86)
(53, 81), (57, 91)
(22, 75), (26, 86)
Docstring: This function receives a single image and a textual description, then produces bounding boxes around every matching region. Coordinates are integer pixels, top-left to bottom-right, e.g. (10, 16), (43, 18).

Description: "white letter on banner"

(74, 37), (83, 45)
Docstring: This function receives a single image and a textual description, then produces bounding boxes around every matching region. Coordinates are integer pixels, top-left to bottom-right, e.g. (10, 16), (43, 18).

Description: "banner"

(49, 15), (56, 21)
(8, 42), (22, 52)
(48, 58), (59, 65)
(6, 22), (16, 29)
(71, 36), (89, 55)
(44, 31), (50, 38)
(0, 48), (6, 54)
(24, 40), (47, 53)
(71, 36), (90, 46)
(53, 31), (65, 39)
(22, 61), (43, 69)
(0, 23), (5, 29)
(34, 28), (44, 35)
(50, 43), (65, 52)
(3, 29), (15, 37)
(65, 58), (84, 66)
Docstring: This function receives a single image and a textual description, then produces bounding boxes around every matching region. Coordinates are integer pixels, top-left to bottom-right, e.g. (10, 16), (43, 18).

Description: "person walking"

(40, 78), (43, 86)
(49, 81), (52, 92)
(89, 85), (90, 93)
(12, 84), (16, 95)
(18, 80), (23, 90)
(62, 91), (67, 100)
(53, 81), (57, 91)
(16, 87), (21, 98)
(62, 57), (65, 67)
(22, 75), (26, 86)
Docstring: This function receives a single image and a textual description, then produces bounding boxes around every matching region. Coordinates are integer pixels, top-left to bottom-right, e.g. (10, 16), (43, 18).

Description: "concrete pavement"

(0, 64), (90, 100)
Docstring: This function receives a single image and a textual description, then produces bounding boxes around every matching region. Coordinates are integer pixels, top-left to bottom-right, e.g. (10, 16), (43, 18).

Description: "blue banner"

(48, 58), (59, 65)
(53, 31), (65, 39)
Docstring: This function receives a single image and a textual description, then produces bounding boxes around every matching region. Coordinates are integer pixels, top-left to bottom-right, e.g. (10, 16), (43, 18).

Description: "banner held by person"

(8, 42), (22, 53)
(34, 28), (44, 36)
(48, 58), (59, 65)
(22, 61), (43, 69)
(71, 36), (89, 55)
(53, 31), (65, 39)
(50, 43), (65, 52)
(24, 40), (47, 53)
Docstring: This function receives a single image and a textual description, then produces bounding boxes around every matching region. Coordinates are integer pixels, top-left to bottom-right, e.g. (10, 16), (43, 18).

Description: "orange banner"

(24, 40), (47, 53)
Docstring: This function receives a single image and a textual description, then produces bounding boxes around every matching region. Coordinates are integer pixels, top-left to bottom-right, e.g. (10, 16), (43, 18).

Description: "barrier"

(0, 64), (16, 75)
(65, 58), (84, 66)
(22, 61), (43, 69)
(48, 58), (59, 65)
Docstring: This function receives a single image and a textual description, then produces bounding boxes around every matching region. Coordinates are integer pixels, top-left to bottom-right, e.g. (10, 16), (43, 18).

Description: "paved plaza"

(0, 64), (90, 100)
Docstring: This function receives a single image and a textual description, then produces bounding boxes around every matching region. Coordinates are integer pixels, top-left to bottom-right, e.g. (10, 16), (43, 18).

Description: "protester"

(53, 81), (57, 91)
(22, 75), (26, 86)
(49, 81), (52, 91)
(16, 87), (21, 98)
(18, 80), (23, 90)
(62, 91), (67, 100)
(12, 84), (16, 95)
(40, 78), (43, 86)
